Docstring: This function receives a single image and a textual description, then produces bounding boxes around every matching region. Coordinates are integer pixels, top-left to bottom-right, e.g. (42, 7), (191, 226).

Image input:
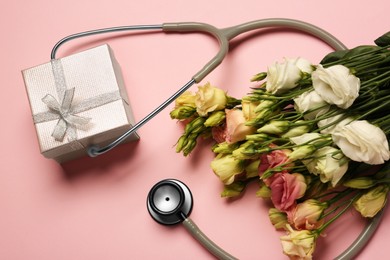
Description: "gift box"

(22, 44), (139, 163)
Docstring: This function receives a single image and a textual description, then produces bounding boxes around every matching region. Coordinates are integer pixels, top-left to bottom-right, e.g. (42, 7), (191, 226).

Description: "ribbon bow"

(42, 88), (91, 142)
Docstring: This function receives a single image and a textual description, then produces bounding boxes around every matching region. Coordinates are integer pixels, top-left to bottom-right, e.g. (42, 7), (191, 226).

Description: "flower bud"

(185, 117), (206, 133)
(257, 120), (290, 135)
(354, 185), (389, 217)
(245, 133), (270, 142)
(211, 142), (240, 154)
(256, 184), (271, 198)
(182, 138), (197, 156)
(204, 111), (226, 127)
(288, 145), (316, 161)
(268, 208), (288, 230)
(281, 121), (311, 138)
(210, 154), (246, 185)
(245, 160), (260, 178)
(343, 177), (376, 189)
(232, 141), (259, 160)
(254, 100), (275, 113)
(221, 182), (245, 198)
(250, 72), (267, 82)
(175, 135), (188, 153)
(170, 106), (196, 120)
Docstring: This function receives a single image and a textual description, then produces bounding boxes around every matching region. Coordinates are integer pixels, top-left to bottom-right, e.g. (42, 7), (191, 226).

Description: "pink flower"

(269, 172), (307, 212)
(211, 109), (255, 144)
(258, 145), (293, 183)
(288, 199), (327, 230)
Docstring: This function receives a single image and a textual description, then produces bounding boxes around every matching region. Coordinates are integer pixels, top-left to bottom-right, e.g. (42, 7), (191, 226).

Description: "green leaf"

(320, 49), (349, 65)
(374, 31), (390, 47)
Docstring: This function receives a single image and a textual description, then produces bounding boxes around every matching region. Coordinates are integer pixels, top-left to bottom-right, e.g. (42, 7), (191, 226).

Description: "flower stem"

(317, 192), (360, 234)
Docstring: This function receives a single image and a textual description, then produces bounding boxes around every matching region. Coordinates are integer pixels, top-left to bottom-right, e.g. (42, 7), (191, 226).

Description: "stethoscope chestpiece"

(147, 179), (193, 225)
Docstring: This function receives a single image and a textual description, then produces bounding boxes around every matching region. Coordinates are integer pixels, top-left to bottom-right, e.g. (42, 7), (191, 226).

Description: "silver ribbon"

(33, 59), (122, 143)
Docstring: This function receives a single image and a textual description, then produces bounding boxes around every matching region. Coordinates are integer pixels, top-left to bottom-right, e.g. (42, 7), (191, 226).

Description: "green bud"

(268, 208), (288, 230)
(175, 135), (188, 153)
(281, 121), (311, 138)
(250, 72), (267, 82)
(232, 141), (259, 159)
(182, 138), (197, 156)
(170, 106), (196, 120)
(245, 160), (260, 178)
(245, 133), (270, 142)
(185, 117), (206, 133)
(204, 111), (226, 127)
(257, 120), (290, 135)
(343, 177), (376, 189)
(256, 184), (271, 198)
(254, 100), (275, 113)
(288, 145), (316, 161)
(221, 182), (245, 198)
(212, 142), (240, 154)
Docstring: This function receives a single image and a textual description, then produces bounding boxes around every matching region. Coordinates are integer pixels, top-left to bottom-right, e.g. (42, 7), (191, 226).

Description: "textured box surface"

(22, 44), (139, 162)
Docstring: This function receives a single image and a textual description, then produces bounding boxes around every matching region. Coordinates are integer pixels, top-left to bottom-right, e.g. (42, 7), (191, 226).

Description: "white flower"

(312, 64), (360, 109)
(266, 58), (313, 94)
(317, 114), (354, 134)
(294, 90), (330, 120)
(306, 146), (349, 187)
(332, 120), (390, 164)
(195, 82), (227, 116)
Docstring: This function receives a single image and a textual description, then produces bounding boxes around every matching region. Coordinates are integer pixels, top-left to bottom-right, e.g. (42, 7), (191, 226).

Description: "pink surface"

(1, 1), (390, 259)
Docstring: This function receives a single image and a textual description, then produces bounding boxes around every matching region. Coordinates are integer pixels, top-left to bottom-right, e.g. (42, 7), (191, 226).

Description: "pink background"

(1, 0), (390, 259)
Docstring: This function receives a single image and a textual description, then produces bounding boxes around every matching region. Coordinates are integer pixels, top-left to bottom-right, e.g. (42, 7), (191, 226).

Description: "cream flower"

(195, 82), (227, 116)
(312, 64), (360, 109)
(294, 90), (330, 120)
(354, 185), (389, 217)
(175, 91), (196, 108)
(310, 146), (349, 187)
(266, 58), (313, 94)
(210, 154), (245, 185)
(280, 225), (317, 260)
(332, 120), (390, 164)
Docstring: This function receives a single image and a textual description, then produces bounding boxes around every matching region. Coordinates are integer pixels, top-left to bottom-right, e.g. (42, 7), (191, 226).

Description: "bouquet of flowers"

(170, 32), (390, 259)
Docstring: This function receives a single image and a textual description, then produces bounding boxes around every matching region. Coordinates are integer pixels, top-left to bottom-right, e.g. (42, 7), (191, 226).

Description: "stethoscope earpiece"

(147, 179), (193, 225)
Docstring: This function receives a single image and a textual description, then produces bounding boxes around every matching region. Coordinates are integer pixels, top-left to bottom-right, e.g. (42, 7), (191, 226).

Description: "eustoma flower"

(280, 225), (317, 260)
(267, 172), (307, 211)
(332, 120), (390, 165)
(288, 199), (327, 230)
(312, 64), (360, 109)
(266, 57), (313, 94)
(195, 82), (227, 116)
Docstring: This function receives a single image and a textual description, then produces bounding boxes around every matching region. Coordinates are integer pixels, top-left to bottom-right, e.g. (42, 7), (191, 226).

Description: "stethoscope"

(51, 18), (384, 259)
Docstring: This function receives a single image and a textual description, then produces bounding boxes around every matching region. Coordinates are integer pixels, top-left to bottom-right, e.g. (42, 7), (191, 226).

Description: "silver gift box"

(22, 44), (139, 162)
